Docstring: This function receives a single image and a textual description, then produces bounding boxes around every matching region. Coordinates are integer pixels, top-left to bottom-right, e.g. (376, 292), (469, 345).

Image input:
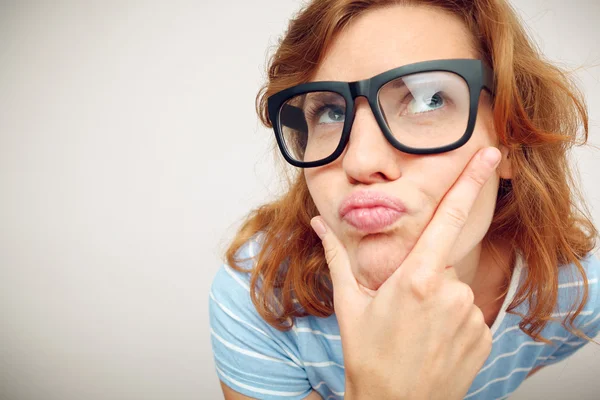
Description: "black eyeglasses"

(267, 58), (494, 168)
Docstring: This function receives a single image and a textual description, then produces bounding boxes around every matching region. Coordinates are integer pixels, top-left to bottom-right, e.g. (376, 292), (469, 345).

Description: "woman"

(209, 0), (600, 399)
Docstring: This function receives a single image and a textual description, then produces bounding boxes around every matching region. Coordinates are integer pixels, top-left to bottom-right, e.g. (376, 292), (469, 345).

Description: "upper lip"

(339, 190), (407, 218)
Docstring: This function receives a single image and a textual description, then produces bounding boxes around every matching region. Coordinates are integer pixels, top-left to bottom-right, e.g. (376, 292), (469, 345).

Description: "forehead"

(312, 4), (478, 82)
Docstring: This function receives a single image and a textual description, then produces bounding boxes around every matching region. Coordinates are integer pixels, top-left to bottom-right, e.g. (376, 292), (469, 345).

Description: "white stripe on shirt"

(292, 325), (341, 340)
(212, 323), (344, 371)
(478, 341), (548, 374)
(214, 353), (308, 388)
(210, 291), (305, 366)
(558, 278), (598, 288)
(465, 367), (532, 399)
(551, 310), (593, 318)
(223, 264), (251, 292)
(210, 291), (269, 337)
(302, 361), (344, 369)
(312, 381), (344, 396)
(216, 366), (308, 397)
(493, 325), (521, 343)
(211, 328), (302, 369)
(582, 311), (600, 328)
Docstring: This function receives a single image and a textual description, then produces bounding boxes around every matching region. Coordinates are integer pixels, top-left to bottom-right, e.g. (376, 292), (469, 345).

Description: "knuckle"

(477, 325), (494, 355)
(482, 325), (493, 345)
(482, 326), (494, 353)
(461, 284), (475, 304)
(408, 264), (441, 300)
(467, 307), (493, 353)
(465, 168), (489, 188)
(323, 242), (339, 266)
(444, 205), (470, 229)
(448, 282), (474, 305)
(445, 283), (474, 314)
(325, 251), (338, 267)
(468, 305), (486, 328)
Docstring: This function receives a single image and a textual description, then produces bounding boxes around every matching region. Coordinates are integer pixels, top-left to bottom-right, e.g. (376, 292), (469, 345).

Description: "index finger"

(404, 147), (501, 275)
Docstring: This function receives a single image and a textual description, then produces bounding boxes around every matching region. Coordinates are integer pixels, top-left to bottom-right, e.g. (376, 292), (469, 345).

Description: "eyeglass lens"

(278, 71), (470, 163)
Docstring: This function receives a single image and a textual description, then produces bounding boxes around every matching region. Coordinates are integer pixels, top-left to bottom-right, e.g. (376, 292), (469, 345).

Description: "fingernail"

(311, 217), (327, 239)
(480, 148), (501, 168)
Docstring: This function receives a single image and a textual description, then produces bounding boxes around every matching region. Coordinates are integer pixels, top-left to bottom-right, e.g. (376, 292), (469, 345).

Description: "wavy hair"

(225, 0), (598, 344)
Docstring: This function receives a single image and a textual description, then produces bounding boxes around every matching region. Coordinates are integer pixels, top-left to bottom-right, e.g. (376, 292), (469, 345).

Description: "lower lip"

(343, 207), (404, 233)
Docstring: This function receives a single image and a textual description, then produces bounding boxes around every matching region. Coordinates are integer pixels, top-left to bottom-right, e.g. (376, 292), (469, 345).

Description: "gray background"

(0, 1), (598, 399)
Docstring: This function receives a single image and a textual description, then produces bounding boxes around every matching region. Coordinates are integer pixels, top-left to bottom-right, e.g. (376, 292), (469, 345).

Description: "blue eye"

(407, 92), (445, 114)
(317, 106), (345, 124)
(305, 104), (346, 125)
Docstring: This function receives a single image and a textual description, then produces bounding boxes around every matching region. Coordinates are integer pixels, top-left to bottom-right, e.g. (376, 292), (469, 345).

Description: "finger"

(310, 216), (363, 299)
(405, 147), (501, 275)
(443, 265), (459, 281)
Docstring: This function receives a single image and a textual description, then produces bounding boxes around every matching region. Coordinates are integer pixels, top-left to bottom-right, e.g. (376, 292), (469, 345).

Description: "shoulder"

(529, 252), (600, 367)
(208, 237), (315, 399)
(554, 252), (600, 332)
(556, 252), (599, 305)
(557, 251), (599, 282)
(512, 251), (600, 333)
(209, 235), (270, 328)
(210, 239), (256, 296)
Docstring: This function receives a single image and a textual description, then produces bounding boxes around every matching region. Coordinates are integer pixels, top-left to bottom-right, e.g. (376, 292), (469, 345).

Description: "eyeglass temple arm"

(483, 64), (495, 95)
(280, 104), (309, 133)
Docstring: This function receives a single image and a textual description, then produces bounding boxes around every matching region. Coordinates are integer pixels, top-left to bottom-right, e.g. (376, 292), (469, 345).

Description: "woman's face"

(304, 5), (510, 291)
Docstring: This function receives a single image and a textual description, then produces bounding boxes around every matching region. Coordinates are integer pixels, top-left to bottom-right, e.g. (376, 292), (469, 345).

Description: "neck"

(454, 239), (514, 326)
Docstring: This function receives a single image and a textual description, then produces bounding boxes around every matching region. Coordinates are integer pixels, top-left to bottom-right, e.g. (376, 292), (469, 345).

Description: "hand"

(310, 147), (501, 400)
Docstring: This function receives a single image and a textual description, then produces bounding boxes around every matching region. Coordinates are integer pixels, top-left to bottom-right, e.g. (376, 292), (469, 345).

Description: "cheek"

(447, 174), (500, 264)
(414, 161), (464, 211)
(304, 170), (333, 217)
(418, 125), (498, 212)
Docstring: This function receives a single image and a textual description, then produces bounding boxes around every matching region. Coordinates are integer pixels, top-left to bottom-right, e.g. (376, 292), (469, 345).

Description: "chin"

(357, 269), (392, 291)
(353, 239), (412, 291)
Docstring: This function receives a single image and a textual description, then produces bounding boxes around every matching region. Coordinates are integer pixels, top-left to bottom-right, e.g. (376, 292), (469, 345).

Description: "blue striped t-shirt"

(209, 238), (600, 399)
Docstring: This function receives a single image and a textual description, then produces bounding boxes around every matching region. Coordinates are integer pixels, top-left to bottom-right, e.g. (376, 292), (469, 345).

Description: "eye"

(405, 92), (446, 115)
(317, 106), (345, 124)
(305, 104), (346, 125)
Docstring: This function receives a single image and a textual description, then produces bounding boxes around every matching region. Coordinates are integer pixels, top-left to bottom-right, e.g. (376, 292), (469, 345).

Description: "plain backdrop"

(0, 1), (599, 399)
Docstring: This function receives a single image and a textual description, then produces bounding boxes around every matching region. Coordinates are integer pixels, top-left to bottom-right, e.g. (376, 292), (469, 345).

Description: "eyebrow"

(304, 92), (345, 104)
(387, 79), (408, 90)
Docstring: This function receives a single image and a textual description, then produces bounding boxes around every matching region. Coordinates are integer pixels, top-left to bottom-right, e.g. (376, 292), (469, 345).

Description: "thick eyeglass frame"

(267, 58), (495, 168)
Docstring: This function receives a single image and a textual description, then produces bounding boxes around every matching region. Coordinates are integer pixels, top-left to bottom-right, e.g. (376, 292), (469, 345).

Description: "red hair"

(225, 0), (598, 344)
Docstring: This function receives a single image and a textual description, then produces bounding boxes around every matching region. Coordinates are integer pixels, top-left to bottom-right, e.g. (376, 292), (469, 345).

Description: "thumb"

(310, 216), (361, 297)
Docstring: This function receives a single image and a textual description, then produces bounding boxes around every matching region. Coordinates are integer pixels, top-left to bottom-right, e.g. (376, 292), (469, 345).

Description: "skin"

(304, 4), (513, 320)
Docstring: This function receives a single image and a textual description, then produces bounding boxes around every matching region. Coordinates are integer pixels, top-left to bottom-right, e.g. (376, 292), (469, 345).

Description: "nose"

(341, 97), (403, 184)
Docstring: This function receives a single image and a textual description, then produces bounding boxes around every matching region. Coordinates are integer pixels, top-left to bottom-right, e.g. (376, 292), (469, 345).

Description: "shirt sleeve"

(208, 240), (313, 399)
(542, 253), (600, 365)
